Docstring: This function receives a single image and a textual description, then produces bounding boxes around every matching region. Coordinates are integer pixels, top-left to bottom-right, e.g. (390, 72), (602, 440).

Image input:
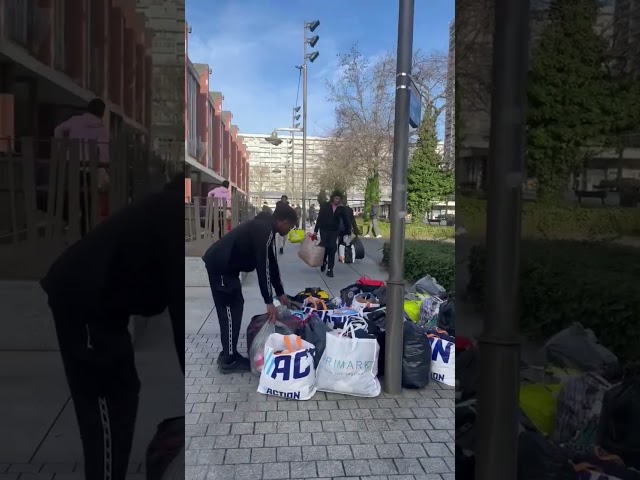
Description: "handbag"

(356, 276), (385, 291)
(288, 229), (305, 244)
(298, 233), (326, 267)
(316, 319), (381, 397)
(257, 334), (317, 400)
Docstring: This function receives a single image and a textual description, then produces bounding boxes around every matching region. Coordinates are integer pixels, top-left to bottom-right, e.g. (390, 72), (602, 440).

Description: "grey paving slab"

(186, 242), (455, 479)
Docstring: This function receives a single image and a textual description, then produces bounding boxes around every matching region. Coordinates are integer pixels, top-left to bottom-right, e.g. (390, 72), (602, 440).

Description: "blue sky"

(186, 0), (453, 137)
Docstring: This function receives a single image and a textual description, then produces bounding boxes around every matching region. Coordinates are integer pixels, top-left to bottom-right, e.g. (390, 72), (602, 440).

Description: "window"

(187, 70), (198, 157)
(53, 0), (66, 71)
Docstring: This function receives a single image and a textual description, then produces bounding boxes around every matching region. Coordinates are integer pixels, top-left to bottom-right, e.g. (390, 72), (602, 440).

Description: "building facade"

(0, 0), (152, 144)
(184, 24), (249, 200)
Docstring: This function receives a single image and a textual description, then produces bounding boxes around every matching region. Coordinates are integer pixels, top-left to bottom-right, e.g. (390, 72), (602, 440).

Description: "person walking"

(364, 204), (382, 238)
(294, 204), (302, 229)
(40, 174), (184, 480)
(275, 195), (289, 254)
(314, 191), (351, 277)
(207, 180), (232, 239)
(202, 205), (298, 373)
(308, 204), (317, 227)
(54, 98), (110, 236)
(262, 202), (272, 214)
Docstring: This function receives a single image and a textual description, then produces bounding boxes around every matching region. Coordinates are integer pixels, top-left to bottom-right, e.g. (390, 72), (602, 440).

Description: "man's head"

(221, 180), (230, 189)
(88, 98), (106, 119)
(330, 190), (342, 206)
(263, 201), (268, 205)
(280, 195), (288, 203)
(273, 204), (298, 236)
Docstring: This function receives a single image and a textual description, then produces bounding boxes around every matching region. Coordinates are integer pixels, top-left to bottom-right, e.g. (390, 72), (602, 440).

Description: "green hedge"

(356, 218), (455, 240)
(382, 240), (455, 291)
(457, 196), (640, 239)
(468, 240), (640, 366)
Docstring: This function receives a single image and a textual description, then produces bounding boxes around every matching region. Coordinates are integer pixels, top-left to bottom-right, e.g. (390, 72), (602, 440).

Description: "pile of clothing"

(246, 274), (456, 401)
(455, 323), (640, 479)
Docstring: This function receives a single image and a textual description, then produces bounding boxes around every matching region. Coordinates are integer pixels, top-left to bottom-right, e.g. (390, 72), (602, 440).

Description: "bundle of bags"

(247, 273), (457, 402)
(455, 323), (640, 479)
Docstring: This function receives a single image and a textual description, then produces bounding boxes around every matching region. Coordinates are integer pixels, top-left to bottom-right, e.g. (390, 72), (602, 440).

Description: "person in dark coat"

(313, 191), (351, 277)
(364, 204), (382, 238)
(202, 205), (298, 373)
(40, 174), (184, 480)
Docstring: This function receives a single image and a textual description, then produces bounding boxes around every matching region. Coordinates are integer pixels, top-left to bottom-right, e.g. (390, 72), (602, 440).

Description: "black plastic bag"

(352, 236), (365, 259)
(437, 297), (456, 337)
(597, 378), (640, 469)
(364, 309), (386, 377)
(301, 315), (331, 368)
(146, 417), (184, 480)
(374, 285), (387, 307)
(402, 320), (431, 388)
(518, 431), (575, 480)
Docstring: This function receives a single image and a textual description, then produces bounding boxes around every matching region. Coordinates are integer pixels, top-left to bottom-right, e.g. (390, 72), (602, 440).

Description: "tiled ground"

(0, 463), (145, 480)
(185, 333), (455, 480)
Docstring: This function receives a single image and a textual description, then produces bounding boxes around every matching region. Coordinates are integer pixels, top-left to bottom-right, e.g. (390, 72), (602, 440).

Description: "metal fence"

(184, 194), (254, 257)
(0, 137), (168, 279)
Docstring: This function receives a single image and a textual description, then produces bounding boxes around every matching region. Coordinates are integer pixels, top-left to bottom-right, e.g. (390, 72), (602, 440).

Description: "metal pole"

(301, 24), (308, 229)
(475, 0), (529, 477)
(383, 0), (414, 395)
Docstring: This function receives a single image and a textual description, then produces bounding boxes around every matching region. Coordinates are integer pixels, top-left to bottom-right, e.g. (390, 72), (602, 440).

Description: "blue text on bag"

(264, 350), (311, 381)
(428, 337), (453, 364)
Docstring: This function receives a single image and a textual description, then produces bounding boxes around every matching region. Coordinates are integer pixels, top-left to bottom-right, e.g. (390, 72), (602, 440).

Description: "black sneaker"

(216, 352), (225, 366)
(326, 270), (334, 278)
(320, 264), (326, 272)
(219, 353), (251, 374)
(279, 247), (284, 255)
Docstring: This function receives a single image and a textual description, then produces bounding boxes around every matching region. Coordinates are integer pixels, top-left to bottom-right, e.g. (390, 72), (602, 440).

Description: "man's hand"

(279, 294), (291, 308)
(266, 303), (278, 323)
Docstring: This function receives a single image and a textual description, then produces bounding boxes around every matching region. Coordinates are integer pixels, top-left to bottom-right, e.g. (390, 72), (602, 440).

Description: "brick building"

(185, 24), (249, 200)
(0, 0), (152, 146)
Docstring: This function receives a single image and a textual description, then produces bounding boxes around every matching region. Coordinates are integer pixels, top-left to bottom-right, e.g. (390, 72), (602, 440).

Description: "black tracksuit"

(314, 203), (351, 271)
(202, 215), (284, 357)
(40, 180), (184, 480)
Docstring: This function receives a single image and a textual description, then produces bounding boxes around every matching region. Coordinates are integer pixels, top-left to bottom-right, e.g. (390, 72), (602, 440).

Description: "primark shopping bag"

(257, 334), (317, 400)
(316, 319), (381, 397)
(428, 335), (456, 386)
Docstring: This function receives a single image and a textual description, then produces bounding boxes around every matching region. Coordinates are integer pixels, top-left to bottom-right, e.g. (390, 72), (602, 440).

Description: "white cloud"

(187, 3), (337, 135)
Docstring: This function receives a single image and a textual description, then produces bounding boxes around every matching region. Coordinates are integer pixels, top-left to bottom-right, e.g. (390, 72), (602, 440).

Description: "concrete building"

(184, 24), (249, 200)
(135, 0), (185, 167)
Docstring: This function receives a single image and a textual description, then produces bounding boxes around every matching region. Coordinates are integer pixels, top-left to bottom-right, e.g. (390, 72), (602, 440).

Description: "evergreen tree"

(363, 173), (380, 222)
(527, 0), (614, 202)
(407, 105), (454, 222)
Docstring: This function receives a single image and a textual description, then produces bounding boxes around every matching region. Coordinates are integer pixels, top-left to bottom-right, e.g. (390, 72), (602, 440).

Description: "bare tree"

(248, 164), (271, 204)
(323, 44), (448, 184)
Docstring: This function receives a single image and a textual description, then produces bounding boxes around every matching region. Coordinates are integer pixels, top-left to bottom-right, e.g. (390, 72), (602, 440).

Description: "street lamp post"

(384, 0), (414, 395)
(302, 20), (320, 229)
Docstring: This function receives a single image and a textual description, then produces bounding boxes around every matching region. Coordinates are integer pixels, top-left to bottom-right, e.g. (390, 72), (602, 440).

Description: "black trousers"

(207, 269), (244, 356)
(320, 230), (339, 270)
(50, 301), (139, 480)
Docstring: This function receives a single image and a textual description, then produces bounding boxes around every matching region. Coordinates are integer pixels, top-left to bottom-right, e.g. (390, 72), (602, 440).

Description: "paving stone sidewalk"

(185, 239), (455, 480)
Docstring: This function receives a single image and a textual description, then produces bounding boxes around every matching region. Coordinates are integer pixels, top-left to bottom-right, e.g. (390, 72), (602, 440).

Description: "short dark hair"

(88, 98), (106, 118)
(330, 190), (342, 199)
(222, 180), (230, 188)
(281, 195), (288, 200)
(273, 204), (298, 224)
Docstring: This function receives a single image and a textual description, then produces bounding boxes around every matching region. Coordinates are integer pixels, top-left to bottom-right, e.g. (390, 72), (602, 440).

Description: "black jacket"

(202, 216), (284, 304)
(41, 183), (184, 324)
(314, 202), (351, 235)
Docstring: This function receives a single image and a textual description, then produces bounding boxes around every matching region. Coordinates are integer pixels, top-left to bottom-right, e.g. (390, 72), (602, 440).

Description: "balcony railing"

(0, 137), (160, 279)
(184, 194), (254, 256)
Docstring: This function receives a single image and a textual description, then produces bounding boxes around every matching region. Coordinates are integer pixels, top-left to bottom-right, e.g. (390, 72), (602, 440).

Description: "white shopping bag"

(298, 233), (325, 267)
(428, 336), (455, 386)
(316, 319), (381, 397)
(258, 334), (317, 400)
(351, 293), (381, 315)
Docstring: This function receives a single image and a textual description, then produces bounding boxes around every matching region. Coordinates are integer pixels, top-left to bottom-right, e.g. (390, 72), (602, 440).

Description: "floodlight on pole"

(306, 51), (320, 63)
(306, 20), (320, 32)
(294, 106), (301, 113)
(307, 35), (319, 48)
(294, 114), (301, 121)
